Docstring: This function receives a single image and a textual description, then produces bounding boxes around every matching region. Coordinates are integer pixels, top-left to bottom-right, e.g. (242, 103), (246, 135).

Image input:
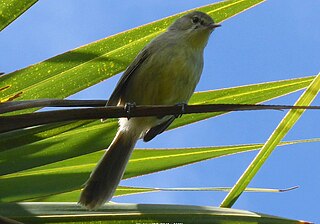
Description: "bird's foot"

(124, 102), (136, 120)
(175, 102), (188, 118)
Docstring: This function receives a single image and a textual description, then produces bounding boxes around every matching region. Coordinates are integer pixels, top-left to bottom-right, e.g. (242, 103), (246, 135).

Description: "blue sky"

(1, 0), (320, 222)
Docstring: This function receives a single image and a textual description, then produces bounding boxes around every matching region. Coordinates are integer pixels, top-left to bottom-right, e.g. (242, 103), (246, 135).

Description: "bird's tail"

(79, 129), (139, 210)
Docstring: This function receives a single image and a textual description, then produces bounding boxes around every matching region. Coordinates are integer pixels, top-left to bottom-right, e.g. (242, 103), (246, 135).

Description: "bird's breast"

(124, 45), (204, 105)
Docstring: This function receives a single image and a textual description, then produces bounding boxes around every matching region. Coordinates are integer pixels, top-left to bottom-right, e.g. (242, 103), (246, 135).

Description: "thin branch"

(0, 99), (107, 114)
(1, 102), (320, 134)
(1, 98), (320, 113)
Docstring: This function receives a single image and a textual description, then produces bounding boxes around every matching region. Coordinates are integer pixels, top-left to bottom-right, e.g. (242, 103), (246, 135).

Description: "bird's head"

(168, 11), (221, 48)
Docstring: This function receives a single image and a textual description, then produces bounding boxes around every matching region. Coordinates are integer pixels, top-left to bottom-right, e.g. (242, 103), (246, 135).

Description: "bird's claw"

(175, 103), (187, 118)
(124, 102), (136, 120)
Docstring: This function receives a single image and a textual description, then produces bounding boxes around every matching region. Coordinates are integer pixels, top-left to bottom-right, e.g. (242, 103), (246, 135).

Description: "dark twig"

(0, 101), (320, 134)
(0, 99), (107, 114)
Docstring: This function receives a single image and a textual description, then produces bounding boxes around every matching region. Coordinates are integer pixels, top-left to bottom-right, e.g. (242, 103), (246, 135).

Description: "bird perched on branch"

(79, 11), (221, 210)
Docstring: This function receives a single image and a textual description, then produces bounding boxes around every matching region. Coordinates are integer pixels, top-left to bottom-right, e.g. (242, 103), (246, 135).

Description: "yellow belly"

(123, 45), (203, 106)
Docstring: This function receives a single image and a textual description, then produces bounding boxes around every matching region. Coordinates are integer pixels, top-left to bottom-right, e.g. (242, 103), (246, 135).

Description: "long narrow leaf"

(32, 186), (298, 203)
(0, 76), (314, 174)
(1, 138), (319, 202)
(0, 202), (311, 224)
(0, 0), (264, 106)
(220, 74), (320, 208)
(0, 0), (38, 31)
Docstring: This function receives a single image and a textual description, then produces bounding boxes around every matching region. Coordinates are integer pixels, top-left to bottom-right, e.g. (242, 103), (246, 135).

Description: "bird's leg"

(175, 102), (188, 118)
(124, 102), (136, 120)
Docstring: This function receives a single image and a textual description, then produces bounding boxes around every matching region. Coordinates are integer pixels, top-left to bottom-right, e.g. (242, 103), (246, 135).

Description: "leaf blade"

(1, 138), (319, 202)
(31, 186), (298, 203)
(0, 0), (265, 105)
(0, 0), (38, 31)
(0, 76), (314, 175)
(220, 74), (320, 208)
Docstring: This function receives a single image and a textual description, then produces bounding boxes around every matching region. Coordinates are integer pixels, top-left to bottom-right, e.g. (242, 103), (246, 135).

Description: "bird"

(79, 11), (221, 210)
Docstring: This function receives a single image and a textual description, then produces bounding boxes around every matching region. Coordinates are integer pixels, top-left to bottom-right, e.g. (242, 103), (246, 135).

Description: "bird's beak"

(208, 23), (221, 29)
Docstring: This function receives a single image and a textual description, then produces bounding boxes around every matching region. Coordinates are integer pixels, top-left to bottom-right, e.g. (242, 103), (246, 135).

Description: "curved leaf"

(0, 0), (264, 104)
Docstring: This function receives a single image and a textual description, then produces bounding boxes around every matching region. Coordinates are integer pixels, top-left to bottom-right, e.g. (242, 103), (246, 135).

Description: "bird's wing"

(143, 116), (175, 142)
(107, 49), (149, 106)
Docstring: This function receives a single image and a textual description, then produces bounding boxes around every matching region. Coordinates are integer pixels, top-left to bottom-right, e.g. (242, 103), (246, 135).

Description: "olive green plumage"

(79, 11), (220, 210)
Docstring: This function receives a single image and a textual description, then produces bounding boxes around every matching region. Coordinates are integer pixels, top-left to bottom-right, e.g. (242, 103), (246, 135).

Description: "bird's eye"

(192, 16), (200, 24)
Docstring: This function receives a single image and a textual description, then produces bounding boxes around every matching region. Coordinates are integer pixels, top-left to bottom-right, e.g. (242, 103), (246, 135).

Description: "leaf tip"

(279, 186), (299, 192)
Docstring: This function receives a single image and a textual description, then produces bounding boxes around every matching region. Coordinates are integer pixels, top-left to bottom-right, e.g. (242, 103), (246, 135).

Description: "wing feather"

(107, 49), (149, 106)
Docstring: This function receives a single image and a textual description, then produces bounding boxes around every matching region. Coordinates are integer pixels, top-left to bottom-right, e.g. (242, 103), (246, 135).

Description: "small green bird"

(79, 11), (220, 210)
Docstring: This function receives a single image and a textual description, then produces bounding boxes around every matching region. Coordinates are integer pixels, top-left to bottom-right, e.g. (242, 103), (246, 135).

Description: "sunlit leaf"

(0, 76), (314, 175)
(0, 0), (38, 31)
(220, 74), (320, 208)
(1, 138), (319, 202)
(0, 0), (264, 106)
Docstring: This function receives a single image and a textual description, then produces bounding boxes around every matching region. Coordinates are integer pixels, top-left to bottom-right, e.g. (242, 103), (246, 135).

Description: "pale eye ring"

(192, 16), (200, 24)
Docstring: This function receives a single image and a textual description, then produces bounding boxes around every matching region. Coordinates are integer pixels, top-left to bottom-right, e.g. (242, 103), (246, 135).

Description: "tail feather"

(79, 130), (138, 210)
